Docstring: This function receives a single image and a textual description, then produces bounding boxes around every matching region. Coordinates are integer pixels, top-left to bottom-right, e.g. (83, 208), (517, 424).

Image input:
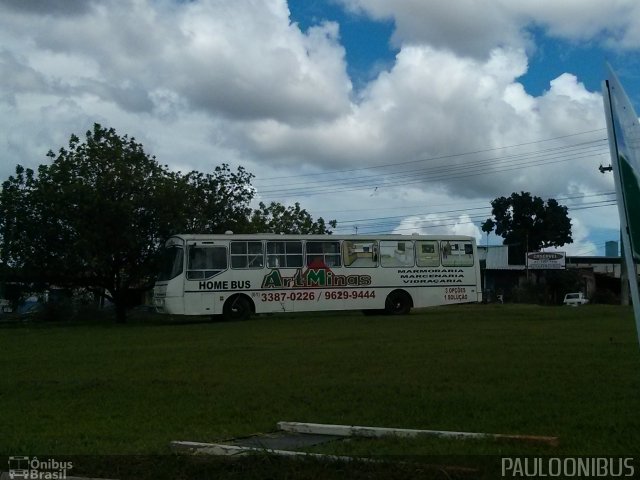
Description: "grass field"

(1, 304), (639, 478)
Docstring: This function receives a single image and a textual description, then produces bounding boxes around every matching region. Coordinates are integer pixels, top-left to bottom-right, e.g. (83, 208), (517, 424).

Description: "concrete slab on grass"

(231, 432), (342, 450)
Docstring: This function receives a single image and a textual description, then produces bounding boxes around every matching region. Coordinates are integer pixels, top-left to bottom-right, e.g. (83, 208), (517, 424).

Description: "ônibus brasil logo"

(261, 261), (371, 289)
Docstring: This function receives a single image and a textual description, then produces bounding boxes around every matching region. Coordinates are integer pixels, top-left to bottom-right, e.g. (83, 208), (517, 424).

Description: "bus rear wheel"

(384, 290), (412, 315)
(223, 294), (253, 321)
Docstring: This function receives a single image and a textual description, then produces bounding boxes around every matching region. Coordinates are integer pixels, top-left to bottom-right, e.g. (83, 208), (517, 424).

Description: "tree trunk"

(112, 289), (128, 323)
(115, 300), (127, 323)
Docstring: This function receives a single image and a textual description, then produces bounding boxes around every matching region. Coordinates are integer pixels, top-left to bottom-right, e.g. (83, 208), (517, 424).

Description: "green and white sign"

(604, 66), (640, 260)
(603, 64), (640, 346)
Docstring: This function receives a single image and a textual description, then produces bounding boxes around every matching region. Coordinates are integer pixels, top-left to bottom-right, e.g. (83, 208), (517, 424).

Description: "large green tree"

(484, 191), (572, 263)
(0, 125), (255, 322)
(0, 124), (335, 322)
(248, 201), (336, 234)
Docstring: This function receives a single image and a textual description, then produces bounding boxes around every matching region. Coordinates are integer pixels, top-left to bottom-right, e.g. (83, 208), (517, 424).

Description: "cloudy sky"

(2, 0), (640, 255)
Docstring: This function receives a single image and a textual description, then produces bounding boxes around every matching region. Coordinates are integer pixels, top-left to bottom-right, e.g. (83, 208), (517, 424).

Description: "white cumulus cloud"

(0, 0), (631, 253)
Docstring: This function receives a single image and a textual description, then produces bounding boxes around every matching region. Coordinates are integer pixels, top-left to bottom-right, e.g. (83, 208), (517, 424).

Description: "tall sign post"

(602, 64), (640, 347)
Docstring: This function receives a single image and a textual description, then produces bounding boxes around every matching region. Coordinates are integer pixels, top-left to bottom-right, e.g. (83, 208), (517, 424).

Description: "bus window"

(380, 240), (414, 267)
(187, 246), (228, 280)
(231, 241), (264, 269)
(158, 245), (184, 281)
(266, 241), (303, 268)
(343, 240), (377, 267)
(306, 241), (341, 267)
(416, 241), (440, 267)
(441, 241), (474, 267)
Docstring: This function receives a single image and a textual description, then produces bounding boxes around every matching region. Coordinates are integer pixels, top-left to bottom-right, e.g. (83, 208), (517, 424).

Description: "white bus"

(153, 233), (482, 319)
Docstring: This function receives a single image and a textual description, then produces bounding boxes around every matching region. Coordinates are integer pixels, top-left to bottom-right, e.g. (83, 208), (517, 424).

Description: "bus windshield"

(158, 245), (184, 281)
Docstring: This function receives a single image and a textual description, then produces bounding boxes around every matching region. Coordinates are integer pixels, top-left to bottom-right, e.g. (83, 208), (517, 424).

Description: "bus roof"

(166, 233), (476, 243)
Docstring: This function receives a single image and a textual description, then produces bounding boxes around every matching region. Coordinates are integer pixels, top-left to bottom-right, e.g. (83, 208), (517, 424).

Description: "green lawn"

(1, 304), (639, 478)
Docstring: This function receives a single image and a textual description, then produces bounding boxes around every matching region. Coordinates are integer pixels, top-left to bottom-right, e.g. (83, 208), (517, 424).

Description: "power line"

(334, 191), (616, 226)
(256, 128), (607, 182)
(256, 148), (608, 199)
(334, 199), (618, 235)
(255, 139), (607, 192)
(314, 190), (615, 216)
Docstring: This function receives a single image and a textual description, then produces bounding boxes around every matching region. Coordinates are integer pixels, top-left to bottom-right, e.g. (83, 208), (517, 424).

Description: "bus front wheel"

(223, 294), (253, 321)
(384, 290), (412, 315)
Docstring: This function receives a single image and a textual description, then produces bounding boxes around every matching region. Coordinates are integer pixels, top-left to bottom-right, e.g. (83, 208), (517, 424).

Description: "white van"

(563, 292), (588, 306)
